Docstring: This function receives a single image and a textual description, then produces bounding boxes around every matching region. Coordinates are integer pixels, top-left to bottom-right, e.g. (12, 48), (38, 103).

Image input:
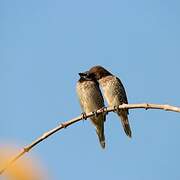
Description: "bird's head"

(88, 65), (112, 80)
(78, 71), (96, 81)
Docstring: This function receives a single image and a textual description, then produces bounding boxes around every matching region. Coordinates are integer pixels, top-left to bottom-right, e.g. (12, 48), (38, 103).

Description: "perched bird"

(87, 66), (132, 138)
(76, 72), (106, 148)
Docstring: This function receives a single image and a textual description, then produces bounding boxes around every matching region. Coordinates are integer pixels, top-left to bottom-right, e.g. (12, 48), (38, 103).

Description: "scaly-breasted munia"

(76, 72), (106, 148)
(88, 66), (132, 138)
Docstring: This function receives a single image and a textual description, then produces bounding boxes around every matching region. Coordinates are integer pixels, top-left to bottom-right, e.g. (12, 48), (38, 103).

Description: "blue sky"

(1, 0), (180, 179)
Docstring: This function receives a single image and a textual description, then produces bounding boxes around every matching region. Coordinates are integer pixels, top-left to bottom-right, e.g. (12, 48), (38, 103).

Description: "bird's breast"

(76, 81), (104, 113)
(99, 76), (122, 106)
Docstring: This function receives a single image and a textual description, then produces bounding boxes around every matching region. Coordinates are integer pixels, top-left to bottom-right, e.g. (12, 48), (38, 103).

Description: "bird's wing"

(116, 77), (129, 114)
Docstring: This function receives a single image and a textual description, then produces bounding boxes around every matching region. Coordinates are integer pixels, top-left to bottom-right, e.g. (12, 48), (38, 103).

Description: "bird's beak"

(78, 71), (89, 77)
(78, 72), (86, 77)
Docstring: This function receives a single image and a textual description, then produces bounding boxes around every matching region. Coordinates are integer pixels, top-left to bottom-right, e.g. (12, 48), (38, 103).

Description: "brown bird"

(76, 72), (106, 148)
(87, 65), (132, 138)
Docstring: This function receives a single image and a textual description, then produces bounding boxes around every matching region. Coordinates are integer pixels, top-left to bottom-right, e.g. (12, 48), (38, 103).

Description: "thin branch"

(0, 103), (180, 175)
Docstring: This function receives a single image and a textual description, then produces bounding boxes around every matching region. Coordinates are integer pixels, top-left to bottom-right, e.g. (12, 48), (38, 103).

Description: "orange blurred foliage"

(0, 145), (48, 180)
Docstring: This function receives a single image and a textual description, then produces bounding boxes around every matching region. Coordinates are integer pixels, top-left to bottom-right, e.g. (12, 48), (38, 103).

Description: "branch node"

(164, 105), (169, 111)
(145, 104), (150, 110)
(61, 123), (67, 129)
(23, 147), (29, 153)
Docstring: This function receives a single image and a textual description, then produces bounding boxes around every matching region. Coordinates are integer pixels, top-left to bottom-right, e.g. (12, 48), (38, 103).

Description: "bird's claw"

(93, 111), (98, 118)
(81, 112), (87, 120)
(113, 105), (119, 112)
(102, 107), (108, 115)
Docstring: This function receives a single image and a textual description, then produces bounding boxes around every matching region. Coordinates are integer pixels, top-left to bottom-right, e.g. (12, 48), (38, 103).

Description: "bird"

(87, 65), (132, 138)
(76, 71), (106, 148)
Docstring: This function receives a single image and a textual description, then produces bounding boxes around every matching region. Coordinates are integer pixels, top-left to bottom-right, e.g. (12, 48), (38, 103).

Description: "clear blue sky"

(1, 0), (180, 179)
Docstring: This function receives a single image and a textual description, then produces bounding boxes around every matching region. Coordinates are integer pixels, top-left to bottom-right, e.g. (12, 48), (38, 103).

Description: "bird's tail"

(118, 111), (132, 138)
(95, 122), (105, 149)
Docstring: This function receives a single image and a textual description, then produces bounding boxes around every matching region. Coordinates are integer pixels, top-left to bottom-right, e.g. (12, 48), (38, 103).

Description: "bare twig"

(0, 103), (180, 175)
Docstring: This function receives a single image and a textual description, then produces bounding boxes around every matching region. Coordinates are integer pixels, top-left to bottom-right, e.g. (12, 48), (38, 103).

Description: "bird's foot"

(101, 107), (108, 115)
(113, 105), (119, 112)
(98, 107), (105, 112)
(81, 112), (87, 120)
(93, 111), (98, 118)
